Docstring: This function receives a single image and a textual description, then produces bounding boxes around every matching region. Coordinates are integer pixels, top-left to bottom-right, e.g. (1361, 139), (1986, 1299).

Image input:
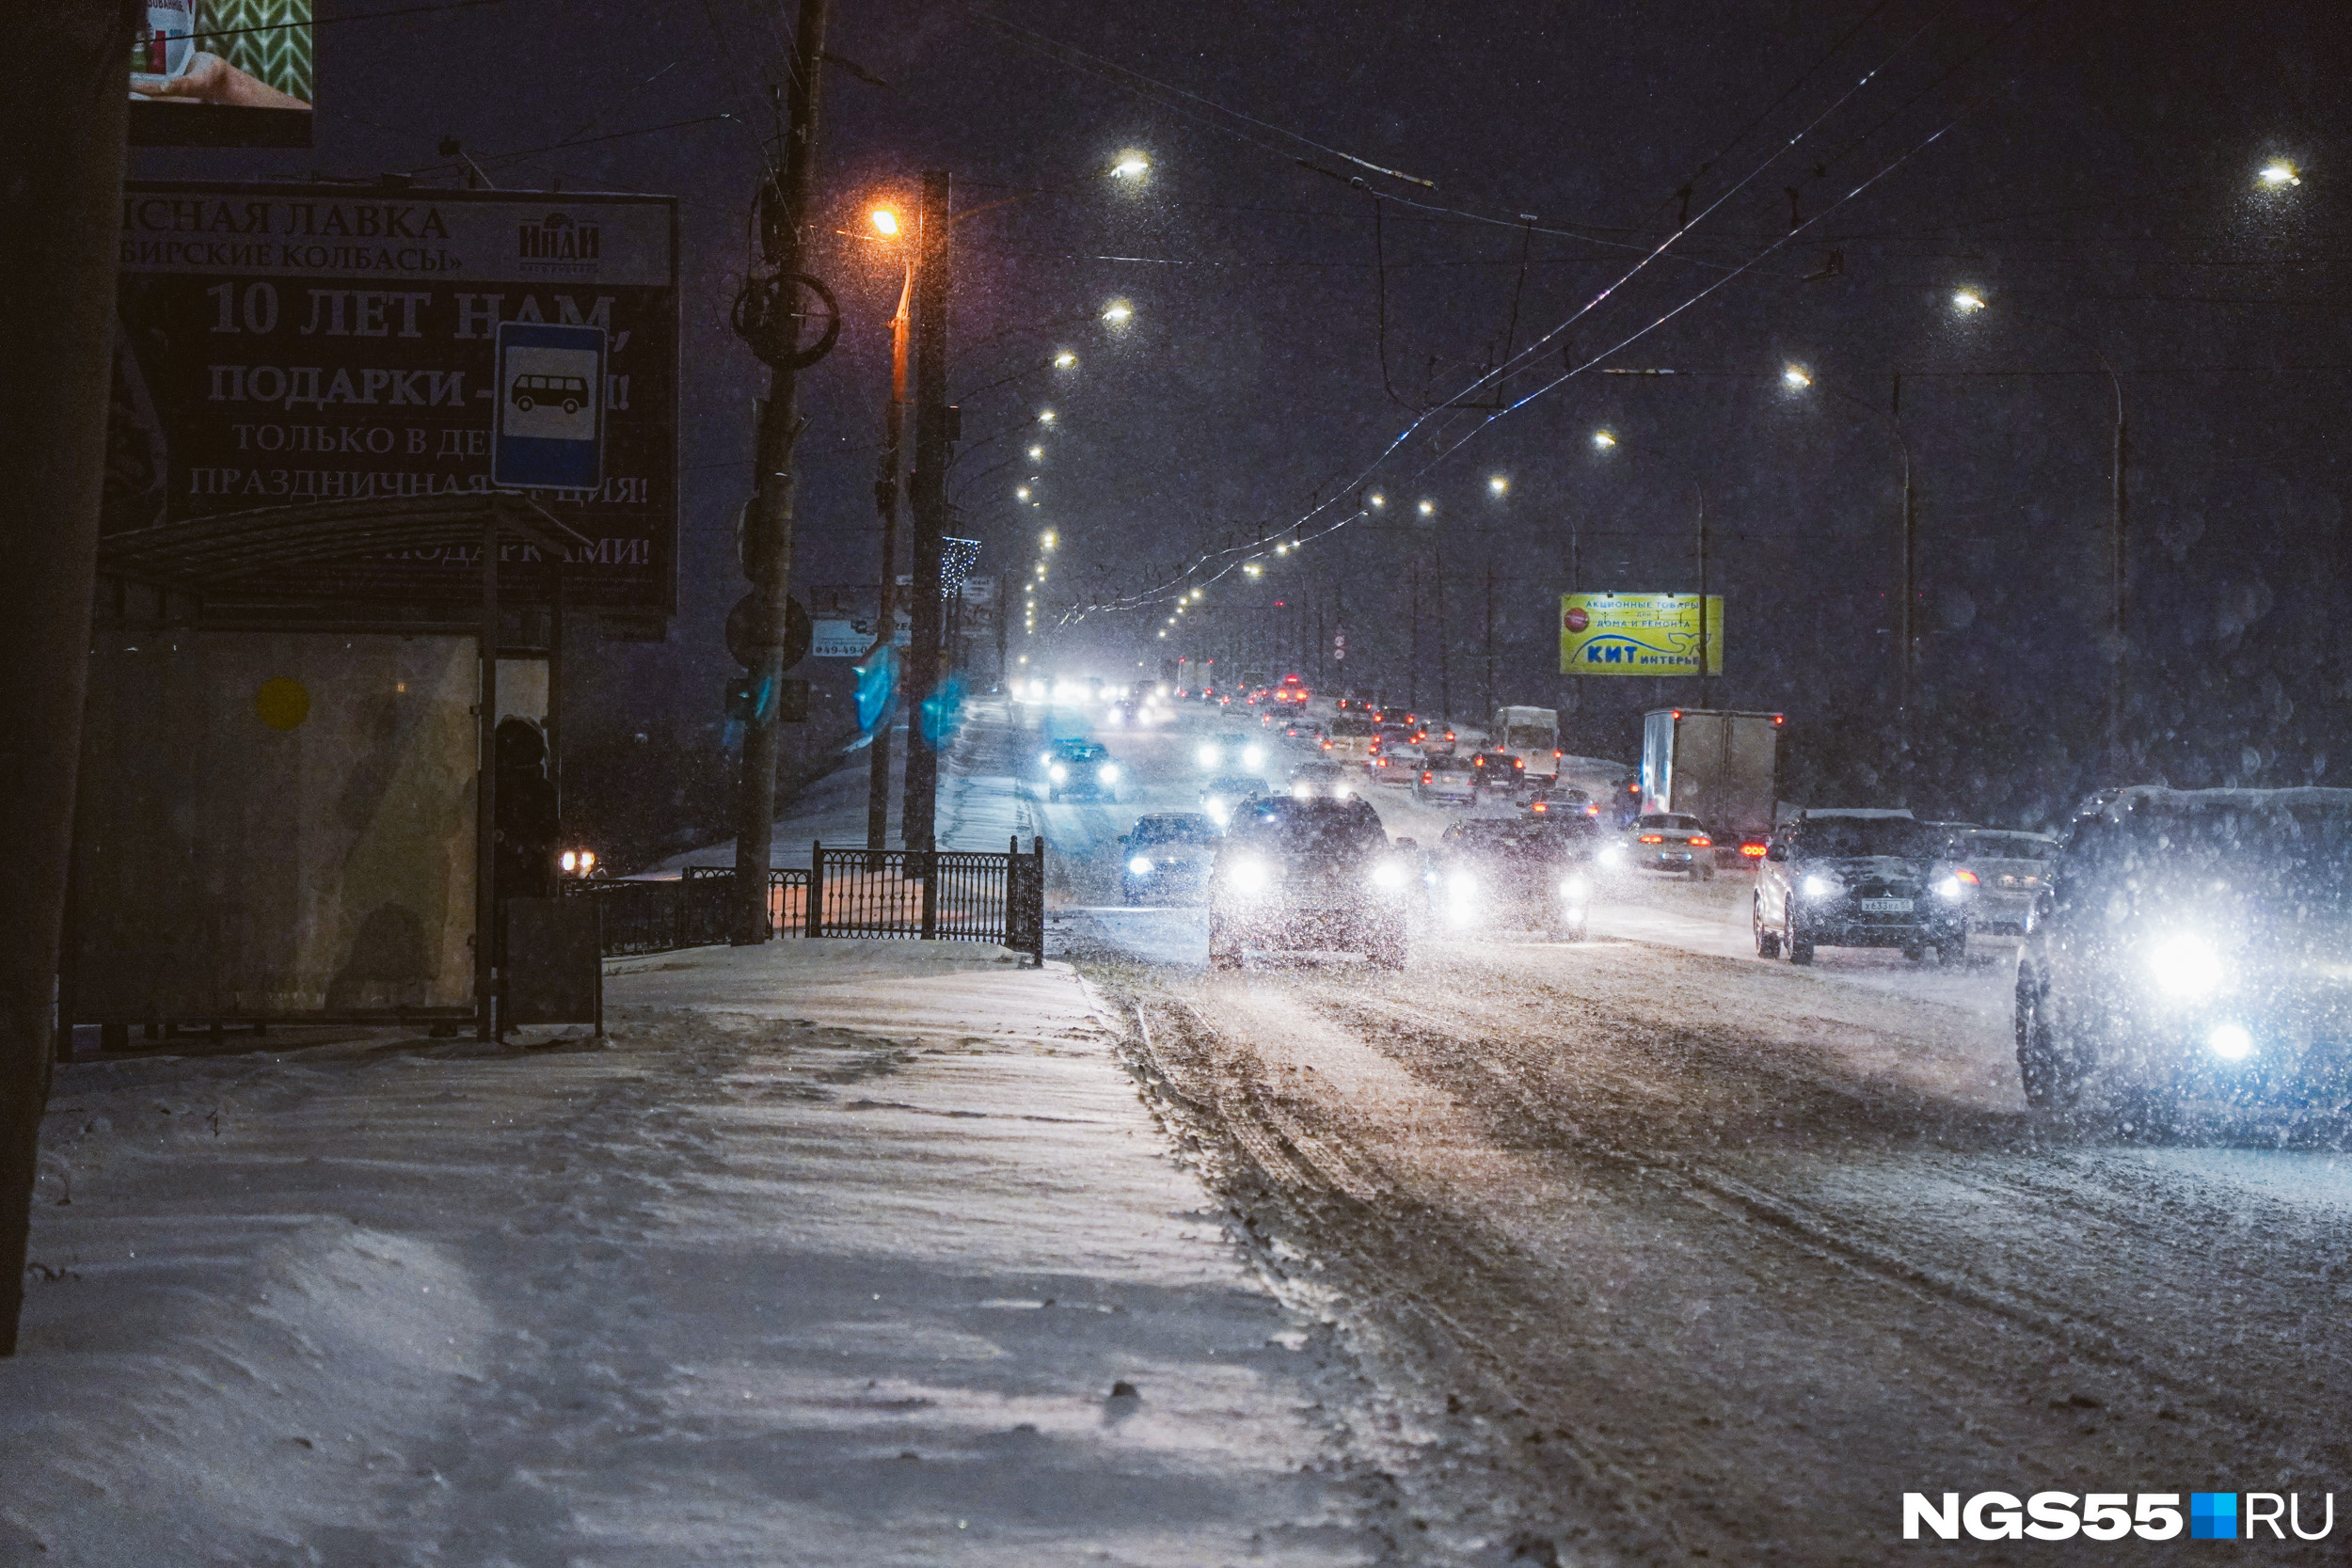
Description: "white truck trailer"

(1640, 708), (1784, 866)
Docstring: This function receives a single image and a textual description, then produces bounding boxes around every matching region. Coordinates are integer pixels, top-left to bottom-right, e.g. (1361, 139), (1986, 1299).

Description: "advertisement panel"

(131, 0), (314, 147)
(110, 182), (677, 614)
(1560, 593), (1724, 675)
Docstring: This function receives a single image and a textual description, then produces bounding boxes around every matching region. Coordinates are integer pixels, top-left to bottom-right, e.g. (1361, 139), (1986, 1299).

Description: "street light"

(1038, 408), (1056, 423)
(869, 208), (900, 236)
(1041, 530), (1057, 548)
(1418, 499), (1436, 515)
(1052, 350), (1077, 370)
(1951, 289), (1987, 312)
(1782, 364), (1813, 389)
(1592, 428), (1617, 449)
(1488, 474), (1509, 497)
(1015, 486), (1030, 500)
(1102, 300), (1135, 325)
(1368, 491), (1385, 510)
(2258, 160), (2301, 187)
(1027, 445), (1044, 460)
(1110, 151), (1150, 179)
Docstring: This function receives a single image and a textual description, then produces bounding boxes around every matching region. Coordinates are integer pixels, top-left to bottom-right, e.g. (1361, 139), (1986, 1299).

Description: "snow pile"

(4, 940), (1376, 1564)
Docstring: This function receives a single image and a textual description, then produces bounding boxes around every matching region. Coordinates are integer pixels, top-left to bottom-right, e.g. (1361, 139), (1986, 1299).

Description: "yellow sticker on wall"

(254, 677), (311, 731)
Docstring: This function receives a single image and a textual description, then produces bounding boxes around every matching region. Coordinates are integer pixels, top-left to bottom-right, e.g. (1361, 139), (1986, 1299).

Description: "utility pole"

(730, 0), (834, 941)
(902, 170), (953, 855)
(1894, 372), (1915, 805)
(866, 264), (911, 849)
(1407, 560), (1422, 710)
(1482, 555), (1496, 721)
(1693, 484), (1709, 710)
(1433, 543), (1452, 725)
(2, 4), (140, 1356)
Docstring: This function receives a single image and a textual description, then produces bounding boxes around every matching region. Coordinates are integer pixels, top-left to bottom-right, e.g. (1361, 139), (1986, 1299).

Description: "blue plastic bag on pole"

(852, 646), (898, 734)
(920, 676), (966, 751)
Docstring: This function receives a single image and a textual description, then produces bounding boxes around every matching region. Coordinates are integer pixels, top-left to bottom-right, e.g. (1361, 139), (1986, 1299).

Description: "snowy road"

(1016, 697), (2352, 1561)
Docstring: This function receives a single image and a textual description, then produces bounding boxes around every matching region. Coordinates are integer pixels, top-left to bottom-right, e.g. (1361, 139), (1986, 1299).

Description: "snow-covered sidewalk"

(3, 940), (1377, 1565)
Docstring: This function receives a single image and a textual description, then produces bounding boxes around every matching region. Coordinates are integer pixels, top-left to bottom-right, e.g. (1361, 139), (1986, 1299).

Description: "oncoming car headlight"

(1560, 873), (1589, 904)
(1197, 744), (1222, 768)
(1241, 745), (1263, 768)
(1127, 855), (1153, 876)
(1225, 856), (1271, 896)
(1802, 873), (1842, 899)
(1099, 763), (1120, 784)
(1370, 860), (1409, 890)
(2149, 933), (2225, 1000)
(1048, 764), (1069, 784)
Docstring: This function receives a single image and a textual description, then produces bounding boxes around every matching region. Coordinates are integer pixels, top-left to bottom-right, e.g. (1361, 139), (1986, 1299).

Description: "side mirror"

(1765, 844), (1789, 863)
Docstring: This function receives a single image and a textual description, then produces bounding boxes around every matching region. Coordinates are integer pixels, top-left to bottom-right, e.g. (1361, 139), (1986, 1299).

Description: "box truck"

(1641, 708), (1784, 866)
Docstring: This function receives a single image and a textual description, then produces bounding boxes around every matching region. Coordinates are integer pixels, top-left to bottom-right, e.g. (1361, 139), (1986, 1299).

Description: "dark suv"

(2014, 786), (2352, 1120)
(1754, 810), (1969, 964)
(1208, 796), (1413, 971)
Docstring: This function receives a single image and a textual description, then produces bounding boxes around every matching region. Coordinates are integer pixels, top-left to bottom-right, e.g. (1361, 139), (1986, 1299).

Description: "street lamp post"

(864, 207), (914, 851)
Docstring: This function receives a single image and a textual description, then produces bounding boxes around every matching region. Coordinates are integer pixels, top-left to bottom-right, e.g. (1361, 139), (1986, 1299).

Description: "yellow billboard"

(1560, 593), (1724, 675)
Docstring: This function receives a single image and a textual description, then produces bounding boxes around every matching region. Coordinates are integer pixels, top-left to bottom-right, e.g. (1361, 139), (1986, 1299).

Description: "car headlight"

(1802, 873), (1842, 898)
(2149, 933), (2225, 999)
(1099, 763), (1120, 784)
(1370, 860), (1408, 890)
(1127, 855), (1153, 876)
(2208, 1022), (2254, 1060)
(1242, 745), (1263, 768)
(1038, 751), (1054, 768)
(1197, 744), (1221, 768)
(1597, 843), (1626, 865)
(1561, 873), (1589, 903)
(1049, 764), (1068, 783)
(1292, 781), (1315, 800)
(1205, 800), (1232, 825)
(1225, 857), (1271, 896)
(1934, 875), (1965, 899)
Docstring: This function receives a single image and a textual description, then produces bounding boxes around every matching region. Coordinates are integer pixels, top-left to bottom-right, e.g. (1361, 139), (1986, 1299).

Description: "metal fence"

(575, 838), (1043, 962)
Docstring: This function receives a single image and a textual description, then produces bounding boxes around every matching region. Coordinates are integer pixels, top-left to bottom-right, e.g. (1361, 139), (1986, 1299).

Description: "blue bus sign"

(493, 322), (606, 489)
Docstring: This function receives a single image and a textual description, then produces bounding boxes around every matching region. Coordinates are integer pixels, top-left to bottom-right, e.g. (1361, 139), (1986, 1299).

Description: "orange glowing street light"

(869, 208), (900, 236)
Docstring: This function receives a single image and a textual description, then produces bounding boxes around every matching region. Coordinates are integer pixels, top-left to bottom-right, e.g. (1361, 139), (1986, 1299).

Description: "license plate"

(1859, 896), (1914, 913)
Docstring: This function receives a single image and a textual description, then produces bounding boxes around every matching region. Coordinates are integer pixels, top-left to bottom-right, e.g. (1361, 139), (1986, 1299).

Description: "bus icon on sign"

(493, 321), (606, 489)
(510, 372), (589, 415)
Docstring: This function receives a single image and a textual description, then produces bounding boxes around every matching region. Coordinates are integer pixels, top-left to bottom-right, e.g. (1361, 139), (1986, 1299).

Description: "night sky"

(136, 0), (2352, 844)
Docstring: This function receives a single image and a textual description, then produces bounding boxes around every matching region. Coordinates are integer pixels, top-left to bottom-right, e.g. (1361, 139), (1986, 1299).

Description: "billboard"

(109, 182), (678, 615)
(1561, 593), (1724, 675)
(131, 1), (314, 147)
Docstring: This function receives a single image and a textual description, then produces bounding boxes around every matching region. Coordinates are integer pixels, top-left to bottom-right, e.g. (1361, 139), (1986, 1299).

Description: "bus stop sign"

(494, 322), (607, 489)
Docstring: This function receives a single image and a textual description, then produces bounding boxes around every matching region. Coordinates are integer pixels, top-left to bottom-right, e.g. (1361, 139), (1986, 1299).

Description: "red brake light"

(1689, 835), (1713, 848)
(1532, 800), (1549, 813)
(1740, 842), (1768, 858)
(1513, 759), (1524, 769)
(1954, 867), (1980, 884)
(1639, 833), (1665, 844)
(1421, 771), (1432, 784)
(1554, 750), (1563, 758)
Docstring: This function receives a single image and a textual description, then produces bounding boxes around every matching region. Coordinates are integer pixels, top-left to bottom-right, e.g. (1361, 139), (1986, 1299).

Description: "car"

(2013, 786), (2352, 1120)
(1120, 812), (1220, 904)
(1280, 717), (1325, 744)
(1429, 816), (1602, 939)
(1521, 784), (1597, 820)
(1041, 739), (1120, 802)
(1627, 813), (1717, 879)
(1199, 773), (1270, 826)
(1468, 750), (1527, 795)
(1752, 809), (1968, 965)
(1947, 827), (2060, 935)
(1414, 753), (1479, 805)
(1368, 744), (1422, 787)
(1207, 795), (1413, 971)
(1323, 713), (1377, 763)
(1285, 760), (1359, 800)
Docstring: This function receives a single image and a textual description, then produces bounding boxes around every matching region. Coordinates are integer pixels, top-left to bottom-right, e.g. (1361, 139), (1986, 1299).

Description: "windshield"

(1794, 818), (1941, 859)
(1133, 816), (1213, 847)
(1427, 757), (1472, 772)
(1639, 815), (1703, 831)
(1232, 801), (1389, 861)
(1057, 743), (1107, 762)
(1963, 832), (2058, 863)
(1329, 716), (1375, 736)
(2080, 802), (2352, 907)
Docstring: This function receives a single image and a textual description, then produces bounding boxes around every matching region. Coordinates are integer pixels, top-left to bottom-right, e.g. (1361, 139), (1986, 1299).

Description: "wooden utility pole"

(901, 171), (952, 854)
(1, 2), (140, 1357)
(731, 0), (834, 940)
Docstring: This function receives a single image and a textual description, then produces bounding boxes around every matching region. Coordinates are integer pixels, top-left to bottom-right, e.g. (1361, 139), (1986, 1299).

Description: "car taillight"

(1531, 801), (1549, 813)
(1513, 759), (1524, 769)
(1322, 739), (1332, 750)
(1554, 749), (1563, 758)
(1639, 833), (1664, 844)
(1953, 866), (1980, 884)
(1740, 842), (1768, 858)
(1689, 835), (1712, 848)
(1422, 771), (1433, 784)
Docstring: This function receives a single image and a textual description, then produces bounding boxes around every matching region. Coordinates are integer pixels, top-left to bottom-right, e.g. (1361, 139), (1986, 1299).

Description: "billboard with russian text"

(131, 1), (315, 147)
(109, 182), (677, 614)
(1560, 593), (1724, 675)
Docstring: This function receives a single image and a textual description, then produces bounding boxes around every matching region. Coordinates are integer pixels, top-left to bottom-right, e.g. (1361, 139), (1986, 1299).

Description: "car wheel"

(1902, 944), (1926, 963)
(2014, 971), (2085, 1110)
(1785, 910), (1814, 965)
(1753, 897), (1781, 958)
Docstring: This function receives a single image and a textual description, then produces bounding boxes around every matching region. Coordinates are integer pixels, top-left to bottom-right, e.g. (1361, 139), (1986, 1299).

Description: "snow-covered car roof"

(1795, 807), (1915, 820)
(2077, 784), (2352, 823)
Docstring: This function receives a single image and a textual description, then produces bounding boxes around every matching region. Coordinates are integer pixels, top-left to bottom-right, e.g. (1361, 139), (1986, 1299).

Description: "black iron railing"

(575, 838), (1043, 962)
